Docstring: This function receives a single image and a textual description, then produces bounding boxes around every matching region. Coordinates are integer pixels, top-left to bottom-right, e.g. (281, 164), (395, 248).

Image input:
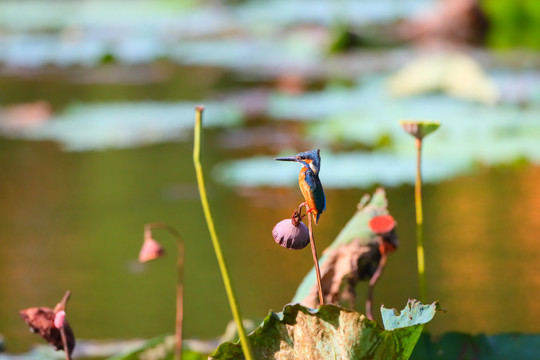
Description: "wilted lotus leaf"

(293, 188), (397, 307)
(19, 306), (76, 356)
(211, 301), (443, 360)
(300, 240), (380, 308)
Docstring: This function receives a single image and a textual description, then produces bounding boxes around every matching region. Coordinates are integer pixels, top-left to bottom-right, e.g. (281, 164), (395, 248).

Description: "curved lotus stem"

(140, 222), (184, 360)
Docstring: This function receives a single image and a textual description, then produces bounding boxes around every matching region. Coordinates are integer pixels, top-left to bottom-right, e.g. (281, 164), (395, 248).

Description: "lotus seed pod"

(272, 218), (309, 250)
(400, 120), (440, 140)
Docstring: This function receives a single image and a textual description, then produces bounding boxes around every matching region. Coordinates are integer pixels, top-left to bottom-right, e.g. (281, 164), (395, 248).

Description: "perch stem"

(302, 203), (325, 306)
(145, 223), (184, 360)
(415, 138), (427, 303)
(193, 107), (254, 360)
(366, 240), (388, 321)
(59, 326), (71, 360)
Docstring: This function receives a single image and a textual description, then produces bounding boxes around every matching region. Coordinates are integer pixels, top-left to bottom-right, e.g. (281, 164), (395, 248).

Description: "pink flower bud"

(272, 218), (309, 250)
(138, 237), (165, 263)
(53, 310), (65, 329)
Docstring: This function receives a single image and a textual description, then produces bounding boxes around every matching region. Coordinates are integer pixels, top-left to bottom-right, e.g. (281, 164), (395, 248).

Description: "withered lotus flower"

(20, 303), (75, 356)
(272, 210), (309, 250)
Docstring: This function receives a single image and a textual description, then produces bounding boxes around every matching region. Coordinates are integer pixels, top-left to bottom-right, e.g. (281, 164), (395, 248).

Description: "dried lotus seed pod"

(272, 211), (309, 250)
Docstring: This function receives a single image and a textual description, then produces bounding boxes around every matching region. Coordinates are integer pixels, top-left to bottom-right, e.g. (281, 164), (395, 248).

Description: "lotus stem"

(59, 326), (71, 360)
(401, 120), (439, 304)
(55, 291), (71, 360)
(415, 138), (426, 304)
(366, 240), (387, 321)
(297, 203), (325, 306)
(193, 106), (254, 360)
(144, 223), (184, 360)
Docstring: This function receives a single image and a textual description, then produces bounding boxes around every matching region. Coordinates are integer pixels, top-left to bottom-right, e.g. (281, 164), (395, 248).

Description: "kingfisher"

(275, 149), (326, 224)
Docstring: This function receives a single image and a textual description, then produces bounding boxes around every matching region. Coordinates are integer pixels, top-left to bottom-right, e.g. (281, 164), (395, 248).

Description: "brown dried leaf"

(292, 188), (399, 309)
(300, 240), (381, 308)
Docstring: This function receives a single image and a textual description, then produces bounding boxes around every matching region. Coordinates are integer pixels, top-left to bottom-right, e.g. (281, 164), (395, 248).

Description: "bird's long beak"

(274, 156), (297, 162)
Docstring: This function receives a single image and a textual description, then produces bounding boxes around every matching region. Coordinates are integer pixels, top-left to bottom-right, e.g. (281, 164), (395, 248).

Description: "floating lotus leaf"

(388, 53), (499, 105)
(0, 102), (243, 151)
(381, 299), (444, 330)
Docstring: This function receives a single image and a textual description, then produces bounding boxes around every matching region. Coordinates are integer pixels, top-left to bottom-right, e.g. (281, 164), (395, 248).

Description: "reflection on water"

(1, 135), (540, 352)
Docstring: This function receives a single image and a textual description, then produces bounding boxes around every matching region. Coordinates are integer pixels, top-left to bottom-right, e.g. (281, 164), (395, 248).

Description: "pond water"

(1, 0), (540, 357)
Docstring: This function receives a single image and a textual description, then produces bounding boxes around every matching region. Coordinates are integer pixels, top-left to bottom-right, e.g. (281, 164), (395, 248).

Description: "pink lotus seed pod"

(272, 218), (309, 250)
(138, 237), (165, 263)
(53, 310), (65, 329)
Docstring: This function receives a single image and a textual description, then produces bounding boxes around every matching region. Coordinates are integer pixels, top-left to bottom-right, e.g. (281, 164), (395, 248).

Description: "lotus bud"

(272, 210), (310, 250)
(138, 234), (165, 263)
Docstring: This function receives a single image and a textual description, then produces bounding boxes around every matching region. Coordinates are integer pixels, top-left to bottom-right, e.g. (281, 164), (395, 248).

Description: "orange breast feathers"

(298, 168), (317, 217)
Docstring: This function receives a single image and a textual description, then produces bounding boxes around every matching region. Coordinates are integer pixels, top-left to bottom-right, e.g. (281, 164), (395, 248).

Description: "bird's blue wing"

(305, 170), (326, 214)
